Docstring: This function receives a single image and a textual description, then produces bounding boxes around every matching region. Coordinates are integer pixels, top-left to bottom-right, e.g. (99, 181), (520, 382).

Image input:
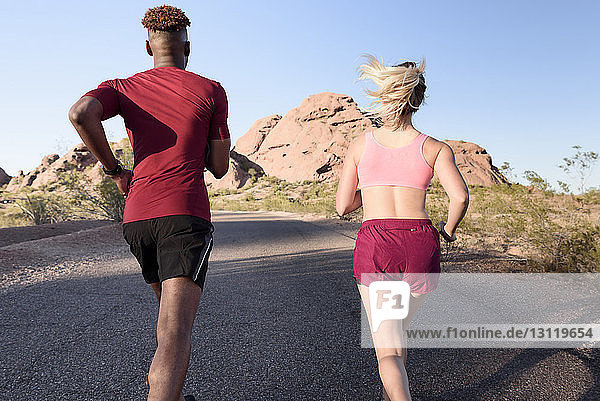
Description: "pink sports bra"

(357, 131), (434, 190)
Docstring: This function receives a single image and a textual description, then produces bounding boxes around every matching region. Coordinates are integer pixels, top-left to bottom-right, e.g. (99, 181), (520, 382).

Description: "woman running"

(336, 55), (469, 401)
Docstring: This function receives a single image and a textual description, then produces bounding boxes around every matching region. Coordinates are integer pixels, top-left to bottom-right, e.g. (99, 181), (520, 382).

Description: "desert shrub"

(555, 224), (600, 271)
(58, 170), (125, 222)
(306, 184), (324, 199)
(476, 182), (599, 271)
(582, 187), (600, 205)
(14, 192), (66, 225)
(94, 177), (126, 221)
(52, 141), (134, 222)
(210, 197), (260, 212)
(210, 179), (337, 216)
(527, 223), (600, 272)
(262, 193), (297, 211)
(424, 204), (446, 230)
(209, 188), (235, 197)
(557, 145), (598, 194)
(117, 140), (135, 170)
(499, 161), (516, 183)
(0, 211), (29, 228)
(523, 170), (552, 192)
(430, 179), (599, 271)
(557, 180), (571, 194)
(265, 176), (282, 185)
(247, 168), (259, 184)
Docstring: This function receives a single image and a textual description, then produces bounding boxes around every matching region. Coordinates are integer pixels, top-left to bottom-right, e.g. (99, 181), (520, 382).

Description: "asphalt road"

(1, 211), (598, 400)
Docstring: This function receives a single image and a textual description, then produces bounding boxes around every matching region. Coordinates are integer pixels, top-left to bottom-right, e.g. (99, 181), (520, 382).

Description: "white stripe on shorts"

(193, 233), (213, 282)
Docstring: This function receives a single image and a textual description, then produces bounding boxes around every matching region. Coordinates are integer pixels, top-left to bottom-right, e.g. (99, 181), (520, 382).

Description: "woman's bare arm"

(434, 142), (469, 236)
(336, 136), (363, 216)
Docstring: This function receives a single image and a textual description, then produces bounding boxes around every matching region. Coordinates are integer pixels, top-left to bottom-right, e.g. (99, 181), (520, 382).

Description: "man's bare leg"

(150, 282), (162, 347)
(147, 277), (202, 401)
(151, 282), (162, 302)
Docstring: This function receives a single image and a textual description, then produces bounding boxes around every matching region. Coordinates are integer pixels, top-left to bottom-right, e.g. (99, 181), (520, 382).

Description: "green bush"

(462, 181), (600, 272)
(528, 224), (600, 272)
(58, 169), (125, 222)
(582, 187), (600, 205)
(48, 140), (135, 222)
(15, 192), (66, 225)
(523, 170), (552, 192)
(0, 211), (30, 228)
(247, 168), (259, 184)
(94, 177), (126, 221)
(557, 145), (598, 194)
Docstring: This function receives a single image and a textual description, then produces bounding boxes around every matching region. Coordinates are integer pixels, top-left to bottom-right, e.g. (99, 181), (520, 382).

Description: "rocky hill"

(4, 139), (130, 193)
(2, 92), (507, 194)
(204, 150), (264, 190)
(233, 93), (374, 183)
(436, 140), (508, 187)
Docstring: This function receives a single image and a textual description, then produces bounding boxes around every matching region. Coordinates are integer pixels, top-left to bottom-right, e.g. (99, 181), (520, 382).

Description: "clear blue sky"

(1, 0), (598, 192)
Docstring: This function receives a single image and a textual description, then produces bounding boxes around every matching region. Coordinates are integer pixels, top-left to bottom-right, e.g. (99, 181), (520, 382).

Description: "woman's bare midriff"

(361, 186), (430, 222)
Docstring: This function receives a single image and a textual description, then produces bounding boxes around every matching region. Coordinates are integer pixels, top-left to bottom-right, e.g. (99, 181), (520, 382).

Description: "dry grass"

(208, 176), (338, 216)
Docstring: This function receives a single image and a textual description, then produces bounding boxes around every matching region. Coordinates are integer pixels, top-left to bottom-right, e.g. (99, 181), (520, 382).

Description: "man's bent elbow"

(212, 165), (229, 179)
(69, 103), (93, 126)
(68, 98), (101, 126)
(213, 171), (227, 179)
(68, 104), (85, 125)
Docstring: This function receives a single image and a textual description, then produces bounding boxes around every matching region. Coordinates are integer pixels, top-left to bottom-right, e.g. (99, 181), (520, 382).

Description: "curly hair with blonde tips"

(141, 4), (191, 32)
(358, 54), (426, 129)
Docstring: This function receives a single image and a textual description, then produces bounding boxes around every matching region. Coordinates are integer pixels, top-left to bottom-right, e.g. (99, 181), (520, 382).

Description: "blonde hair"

(358, 54), (426, 129)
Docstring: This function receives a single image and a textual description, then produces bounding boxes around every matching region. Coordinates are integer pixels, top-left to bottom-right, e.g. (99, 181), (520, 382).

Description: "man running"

(68, 5), (230, 401)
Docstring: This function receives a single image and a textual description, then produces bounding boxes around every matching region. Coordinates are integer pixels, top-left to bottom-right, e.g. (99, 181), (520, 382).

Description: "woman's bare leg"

(358, 283), (428, 401)
(400, 292), (428, 366)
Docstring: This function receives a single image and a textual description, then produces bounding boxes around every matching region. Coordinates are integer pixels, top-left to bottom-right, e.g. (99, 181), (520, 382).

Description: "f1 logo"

(369, 280), (411, 332)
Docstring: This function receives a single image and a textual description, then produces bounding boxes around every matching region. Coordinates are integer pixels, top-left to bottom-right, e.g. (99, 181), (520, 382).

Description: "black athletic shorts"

(122, 215), (214, 289)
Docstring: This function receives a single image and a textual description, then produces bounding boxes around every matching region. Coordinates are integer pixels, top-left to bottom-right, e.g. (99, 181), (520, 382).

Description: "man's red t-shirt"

(83, 66), (229, 224)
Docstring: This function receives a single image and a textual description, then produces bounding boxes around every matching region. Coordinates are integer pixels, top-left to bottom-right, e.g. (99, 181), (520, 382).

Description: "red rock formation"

(204, 150), (264, 190)
(235, 92), (373, 182)
(234, 115), (281, 156)
(434, 140), (509, 187)
(6, 144), (98, 192)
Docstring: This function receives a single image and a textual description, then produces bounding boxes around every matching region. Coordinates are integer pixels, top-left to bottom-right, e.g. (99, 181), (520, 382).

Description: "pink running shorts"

(353, 218), (441, 294)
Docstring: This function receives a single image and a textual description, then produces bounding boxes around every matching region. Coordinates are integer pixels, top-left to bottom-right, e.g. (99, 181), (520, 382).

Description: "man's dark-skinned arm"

(205, 139), (230, 179)
(68, 96), (132, 196)
(205, 83), (231, 179)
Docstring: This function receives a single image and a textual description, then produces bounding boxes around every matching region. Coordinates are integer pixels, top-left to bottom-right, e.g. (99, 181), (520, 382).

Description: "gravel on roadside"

(0, 222), (131, 292)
